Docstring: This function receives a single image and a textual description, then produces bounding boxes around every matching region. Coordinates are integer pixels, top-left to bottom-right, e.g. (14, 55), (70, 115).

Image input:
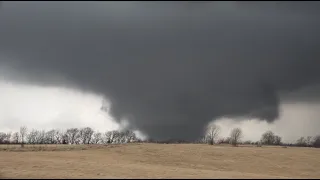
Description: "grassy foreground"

(0, 143), (319, 179)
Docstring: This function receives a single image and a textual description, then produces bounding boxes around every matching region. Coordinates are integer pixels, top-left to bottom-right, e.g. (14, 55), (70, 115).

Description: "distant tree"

(225, 137), (232, 144)
(243, 140), (252, 145)
(118, 131), (127, 143)
(103, 131), (112, 144)
(20, 126), (28, 145)
(92, 132), (102, 144)
(205, 123), (221, 145)
(217, 138), (225, 144)
(306, 136), (313, 147)
(62, 133), (68, 144)
(12, 132), (19, 144)
(122, 130), (137, 143)
(254, 141), (261, 145)
(27, 129), (38, 144)
(256, 141), (262, 147)
(35, 130), (46, 144)
(260, 131), (282, 145)
(230, 128), (243, 146)
(104, 130), (120, 144)
(274, 135), (282, 145)
(26, 129), (45, 144)
(45, 129), (56, 144)
(66, 128), (80, 144)
(261, 131), (275, 145)
(296, 137), (307, 147)
(0, 132), (6, 144)
(79, 127), (94, 144)
(217, 137), (231, 144)
(5, 132), (12, 144)
(54, 130), (64, 144)
(196, 136), (206, 144)
(313, 135), (320, 148)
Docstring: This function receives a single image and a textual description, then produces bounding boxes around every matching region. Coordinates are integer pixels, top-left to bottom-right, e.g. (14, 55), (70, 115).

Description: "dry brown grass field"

(0, 143), (319, 179)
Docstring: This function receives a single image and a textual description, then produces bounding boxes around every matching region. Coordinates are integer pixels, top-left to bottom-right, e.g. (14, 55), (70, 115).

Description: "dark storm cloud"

(1, 2), (320, 140)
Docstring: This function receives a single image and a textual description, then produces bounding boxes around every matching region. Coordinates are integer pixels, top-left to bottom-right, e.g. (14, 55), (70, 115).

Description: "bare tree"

(103, 131), (112, 144)
(296, 137), (307, 147)
(26, 129), (45, 144)
(12, 132), (19, 144)
(217, 137), (231, 144)
(104, 130), (120, 144)
(66, 128), (80, 144)
(45, 129), (56, 144)
(79, 127), (94, 144)
(260, 131), (282, 145)
(121, 130), (137, 143)
(92, 132), (102, 144)
(313, 135), (320, 148)
(230, 128), (243, 146)
(306, 136), (313, 147)
(205, 123), (221, 145)
(0, 132), (6, 144)
(261, 131), (275, 145)
(195, 136), (206, 144)
(217, 138), (225, 144)
(274, 135), (282, 145)
(20, 126), (28, 146)
(62, 133), (68, 144)
(128, 130), (137, 143)
(35, 130), (46, 144)
(243, 140), (252, 145)
(54, 129), (64, 144)
(117, 131), (126, 143)
(5, 132), (12, 144)
(27, 129), (38, 144)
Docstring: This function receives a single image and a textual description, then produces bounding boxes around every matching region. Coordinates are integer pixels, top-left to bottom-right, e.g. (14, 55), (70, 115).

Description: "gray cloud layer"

(0, 2), (320, 140)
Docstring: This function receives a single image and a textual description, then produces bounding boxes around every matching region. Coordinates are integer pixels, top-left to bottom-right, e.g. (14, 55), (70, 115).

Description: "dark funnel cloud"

(1, 2), (320, 140)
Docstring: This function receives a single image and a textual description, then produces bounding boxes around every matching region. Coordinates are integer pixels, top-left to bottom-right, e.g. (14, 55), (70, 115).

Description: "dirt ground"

(0, 143), (319, 179)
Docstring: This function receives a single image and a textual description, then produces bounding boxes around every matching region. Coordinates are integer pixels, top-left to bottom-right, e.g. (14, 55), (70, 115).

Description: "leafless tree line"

(295, 136), (320, 148)
(200, 123), (320, 148)
(0, 126), (140, 145)
(202, 124), (243, 146)
(0, 124), (319, 148)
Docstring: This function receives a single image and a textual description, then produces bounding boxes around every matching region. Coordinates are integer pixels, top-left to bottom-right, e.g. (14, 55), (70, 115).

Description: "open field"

(1, 143), (320, 179)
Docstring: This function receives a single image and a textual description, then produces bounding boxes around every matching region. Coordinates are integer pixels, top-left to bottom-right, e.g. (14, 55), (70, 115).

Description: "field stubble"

(0, 143), (319, 179)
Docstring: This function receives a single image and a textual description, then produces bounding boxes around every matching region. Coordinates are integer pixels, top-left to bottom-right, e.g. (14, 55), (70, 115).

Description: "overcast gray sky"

(0, 2), (320, 141)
